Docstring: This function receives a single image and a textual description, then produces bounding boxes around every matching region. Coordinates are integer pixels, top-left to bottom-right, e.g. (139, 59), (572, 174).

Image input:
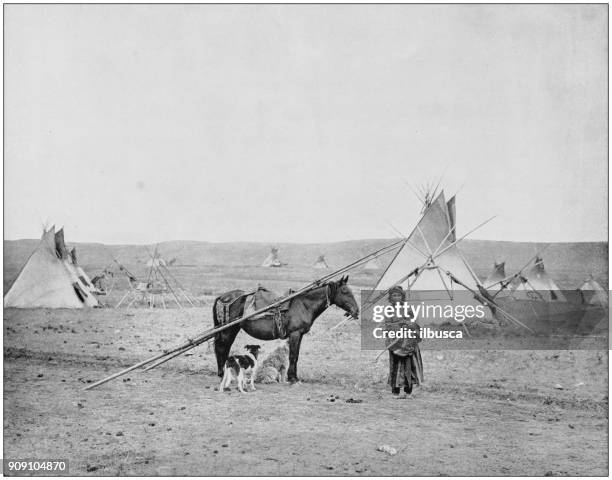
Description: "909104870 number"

(4, 459), (68, 475)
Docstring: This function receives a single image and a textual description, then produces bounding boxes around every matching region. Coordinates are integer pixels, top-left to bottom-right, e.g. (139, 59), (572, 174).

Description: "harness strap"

(273, 308), (289, 339)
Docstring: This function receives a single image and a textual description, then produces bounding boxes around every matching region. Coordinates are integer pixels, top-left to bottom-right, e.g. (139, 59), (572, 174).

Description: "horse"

(212, 276), (359, 384)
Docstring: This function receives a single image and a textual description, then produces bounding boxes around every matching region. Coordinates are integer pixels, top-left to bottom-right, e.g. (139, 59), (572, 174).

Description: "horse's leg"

(287, 332), (304, 384)
(214, 325), (241, 377)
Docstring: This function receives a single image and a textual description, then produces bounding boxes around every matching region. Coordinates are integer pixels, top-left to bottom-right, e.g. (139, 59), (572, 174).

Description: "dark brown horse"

(212, 276), (359, 383)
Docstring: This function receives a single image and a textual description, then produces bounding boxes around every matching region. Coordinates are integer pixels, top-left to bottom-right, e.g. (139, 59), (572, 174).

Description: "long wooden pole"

(84, 239), (406, 390)
(142, 342), (205, 371)
(83, 350), (179, 391)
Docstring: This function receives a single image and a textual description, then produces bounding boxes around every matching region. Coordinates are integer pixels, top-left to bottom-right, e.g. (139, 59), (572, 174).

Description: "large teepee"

(370, 191), (494, 326)
(4, 227), (100, 308)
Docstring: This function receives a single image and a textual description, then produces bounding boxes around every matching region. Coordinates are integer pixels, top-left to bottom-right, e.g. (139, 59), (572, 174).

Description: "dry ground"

(3, 303), (609, 476)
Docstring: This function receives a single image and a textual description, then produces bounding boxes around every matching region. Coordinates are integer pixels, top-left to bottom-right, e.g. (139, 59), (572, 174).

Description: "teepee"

(512, 257), (566, 302)
(313, 255), (329, 269)
(484, 261), (506, 289)
(116, 248), (199, 309)
(146, 256), (166, 267)
(370, 191), (494, 326)
(579, 276), (608, 306)
(261, 247), (284, 267)
(4, 227), (100, 308)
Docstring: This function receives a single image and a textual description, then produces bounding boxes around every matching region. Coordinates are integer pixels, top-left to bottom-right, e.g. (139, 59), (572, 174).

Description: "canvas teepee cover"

(55, 229), (99, 307)
(4, 227), (100, 308)
(372, 191), (493, 325)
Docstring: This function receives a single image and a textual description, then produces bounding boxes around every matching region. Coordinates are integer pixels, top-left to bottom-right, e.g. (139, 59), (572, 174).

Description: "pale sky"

(4, 4), (608, 244)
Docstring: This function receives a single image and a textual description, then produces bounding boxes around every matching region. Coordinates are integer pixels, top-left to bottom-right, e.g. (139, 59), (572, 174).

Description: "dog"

(255, 343), (289, 384)
(218, 344), (261, 393)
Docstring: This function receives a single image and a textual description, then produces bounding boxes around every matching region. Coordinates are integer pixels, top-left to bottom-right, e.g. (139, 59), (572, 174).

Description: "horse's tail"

(212, 296), (221, 328)
(212, 289), (248, 331)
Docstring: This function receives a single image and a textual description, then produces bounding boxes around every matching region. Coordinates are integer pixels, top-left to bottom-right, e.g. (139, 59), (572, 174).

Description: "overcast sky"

(5, 4), (607, 244)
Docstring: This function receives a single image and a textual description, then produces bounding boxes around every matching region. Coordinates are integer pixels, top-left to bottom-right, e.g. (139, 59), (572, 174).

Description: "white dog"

(218, 345), (261, 393)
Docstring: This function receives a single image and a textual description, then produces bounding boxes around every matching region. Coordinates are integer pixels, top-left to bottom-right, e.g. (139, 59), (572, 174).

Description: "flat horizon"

(3, 235), (607, 247)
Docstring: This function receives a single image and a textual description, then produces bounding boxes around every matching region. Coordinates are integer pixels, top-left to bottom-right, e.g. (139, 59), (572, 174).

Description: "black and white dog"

(218, 344), (262, 393)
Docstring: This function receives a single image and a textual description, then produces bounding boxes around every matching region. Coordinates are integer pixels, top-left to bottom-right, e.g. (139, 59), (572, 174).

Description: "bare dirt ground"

(4, 305), (609, 476)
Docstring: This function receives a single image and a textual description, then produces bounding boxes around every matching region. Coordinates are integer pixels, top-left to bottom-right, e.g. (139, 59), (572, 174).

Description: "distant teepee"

(261, 247), (285, 267)
(579, 276), (608, 305)
(146, 255), (167, 267)
(313, 254), (329, 269)
(484, 261), (506, 288)
(512, 256), (566, 302)
(116, 247), (199, 309)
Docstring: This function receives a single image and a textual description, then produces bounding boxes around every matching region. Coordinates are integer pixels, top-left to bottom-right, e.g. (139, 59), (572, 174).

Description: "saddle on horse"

(215, 286), (293, 339)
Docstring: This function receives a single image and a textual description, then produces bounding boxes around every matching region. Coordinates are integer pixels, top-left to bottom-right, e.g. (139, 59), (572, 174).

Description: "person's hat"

(388, 285), (406, 300)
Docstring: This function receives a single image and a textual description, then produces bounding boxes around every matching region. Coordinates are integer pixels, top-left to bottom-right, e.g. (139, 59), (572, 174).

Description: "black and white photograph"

(3, 3), (609, 477)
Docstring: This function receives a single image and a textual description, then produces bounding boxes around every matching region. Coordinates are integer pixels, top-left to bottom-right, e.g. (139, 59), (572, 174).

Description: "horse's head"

(328, 275), (359, 319)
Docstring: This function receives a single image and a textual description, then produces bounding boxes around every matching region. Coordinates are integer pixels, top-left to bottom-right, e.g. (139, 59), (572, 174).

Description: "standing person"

(385, 285), (424, 399)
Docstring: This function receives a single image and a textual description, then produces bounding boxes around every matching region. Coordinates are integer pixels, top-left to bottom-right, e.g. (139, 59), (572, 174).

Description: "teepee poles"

(444, 270), (534, 333)
(142, 340), (211, 371)
(118, 246), (197, 309)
